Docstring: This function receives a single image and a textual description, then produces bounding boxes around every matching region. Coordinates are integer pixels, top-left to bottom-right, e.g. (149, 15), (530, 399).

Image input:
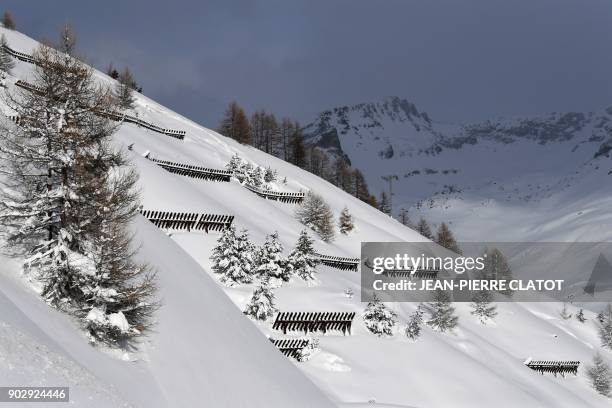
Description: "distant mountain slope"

(304, 97), (612, 241)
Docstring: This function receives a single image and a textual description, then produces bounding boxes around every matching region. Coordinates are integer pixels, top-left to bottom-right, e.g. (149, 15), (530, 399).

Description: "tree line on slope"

(217, 101), (379, 208)
(0, 26), (157, 347)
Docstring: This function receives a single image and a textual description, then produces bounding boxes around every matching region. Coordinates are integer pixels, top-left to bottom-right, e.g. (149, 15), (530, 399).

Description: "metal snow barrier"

(14, 78), (187, 140)
(243, 184), (305, 204)
(146, 156), (231, 182)
(269, 338), (310, 359)
(272, 312), (355, 335)
(15, 79), (44, 94)
(2, 44), (37, 64)
(140, 209), (233, 232)
(525, 360), (580, 377)
(316, 253), (360, 271)
(381, 269), (439, 279)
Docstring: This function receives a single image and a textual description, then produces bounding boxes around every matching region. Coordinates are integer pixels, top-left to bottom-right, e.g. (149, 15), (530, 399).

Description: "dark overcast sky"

(4, 0), (612, 127)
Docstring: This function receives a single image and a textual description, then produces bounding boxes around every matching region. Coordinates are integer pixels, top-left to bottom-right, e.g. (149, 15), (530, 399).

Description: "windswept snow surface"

(1, 28), (612, 407)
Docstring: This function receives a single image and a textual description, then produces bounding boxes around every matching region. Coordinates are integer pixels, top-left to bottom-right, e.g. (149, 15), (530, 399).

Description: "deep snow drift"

(1, 27), (611, 407)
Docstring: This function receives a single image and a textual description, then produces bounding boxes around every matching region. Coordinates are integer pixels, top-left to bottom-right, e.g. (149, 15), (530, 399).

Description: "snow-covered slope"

(1, 28), (612, 407)
(303, 98), (612, 242)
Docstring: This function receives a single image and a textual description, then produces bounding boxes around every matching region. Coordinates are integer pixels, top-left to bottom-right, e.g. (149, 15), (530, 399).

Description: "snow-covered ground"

(1, 27), (611, 407)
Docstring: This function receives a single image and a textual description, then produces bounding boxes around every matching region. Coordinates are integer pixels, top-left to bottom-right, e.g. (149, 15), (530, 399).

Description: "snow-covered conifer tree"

(243, 276), (277, 321)
(405, 303), (424, 340)
(599, 304), (612, 350)
(338, 206), (354, 234)
(363, 294), (397, 337)
(0, 44), (115, 305)
(295, 191), (335, 243)
(587, 352), (612, 397)
(251, 165), (263, 187)
(0, 35), (14, 74)
(0, 40), (157, 345)
(210, 226), (255, 286)
(426, 289), (458, 332)
(481, 247), (514, 297)
(398, 208), (413, 228)
(115, 67), (136, 110)
(255, 232), (290, 286)
(264, 167), (277, 183)
(225, 153), (246, 182)
(470, 290), (497, 324)
(560, 302), (572, 320)
(287, 230), (319, 282)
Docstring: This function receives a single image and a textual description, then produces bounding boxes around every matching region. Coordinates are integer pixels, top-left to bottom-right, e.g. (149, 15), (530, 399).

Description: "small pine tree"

(58, 23), (77, 56)
(225, 153), (245, 181)
(255, 232), (290, 285)
(287, 230), (319, 282)
(405, 303), (425, 340)
(587, 353), (612, 397)
(250, 165), (263, 187)
(379, 191), (391, 215)
(416, 218), (434, 240)
(560, 303), (572, 320)
(426, 289), (458, 332)
(338, 206), (354, 234)
(0, 35), (14, 73)
(0, 42), (157, 345)
(599, 304), (612, 350)
(2, 11), (15, 30)
(436, 222), (462, 254)
(115, 67), (136, 110)
(470, 290), (497, 323)
(295, 191), (335, 242)
(398, 208), (413, 228)
(210, 226), (254, 286)
(105, 62), (119, 79)
(243, 277), (277, 321)
(264, 167), (276, 183)
(363, 294), (397, 337)
(598, 309), (608, 325)
(218, 101), (251, 144)
(576, 308), (587, 323)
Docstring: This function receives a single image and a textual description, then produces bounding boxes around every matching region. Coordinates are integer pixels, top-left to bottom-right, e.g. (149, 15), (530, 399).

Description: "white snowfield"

(0, 27), (611, 408)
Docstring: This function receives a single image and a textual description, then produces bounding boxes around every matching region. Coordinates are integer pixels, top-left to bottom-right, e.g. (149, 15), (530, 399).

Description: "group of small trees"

(0, 31), (156, 346)
(217, 102), (378, 208)
(225, 153), (277, 187)
(105, 63), (142, 110)
(210, 227), (321, 321)
(294, 192), (355, 242)
(363, 290), (461, 338)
